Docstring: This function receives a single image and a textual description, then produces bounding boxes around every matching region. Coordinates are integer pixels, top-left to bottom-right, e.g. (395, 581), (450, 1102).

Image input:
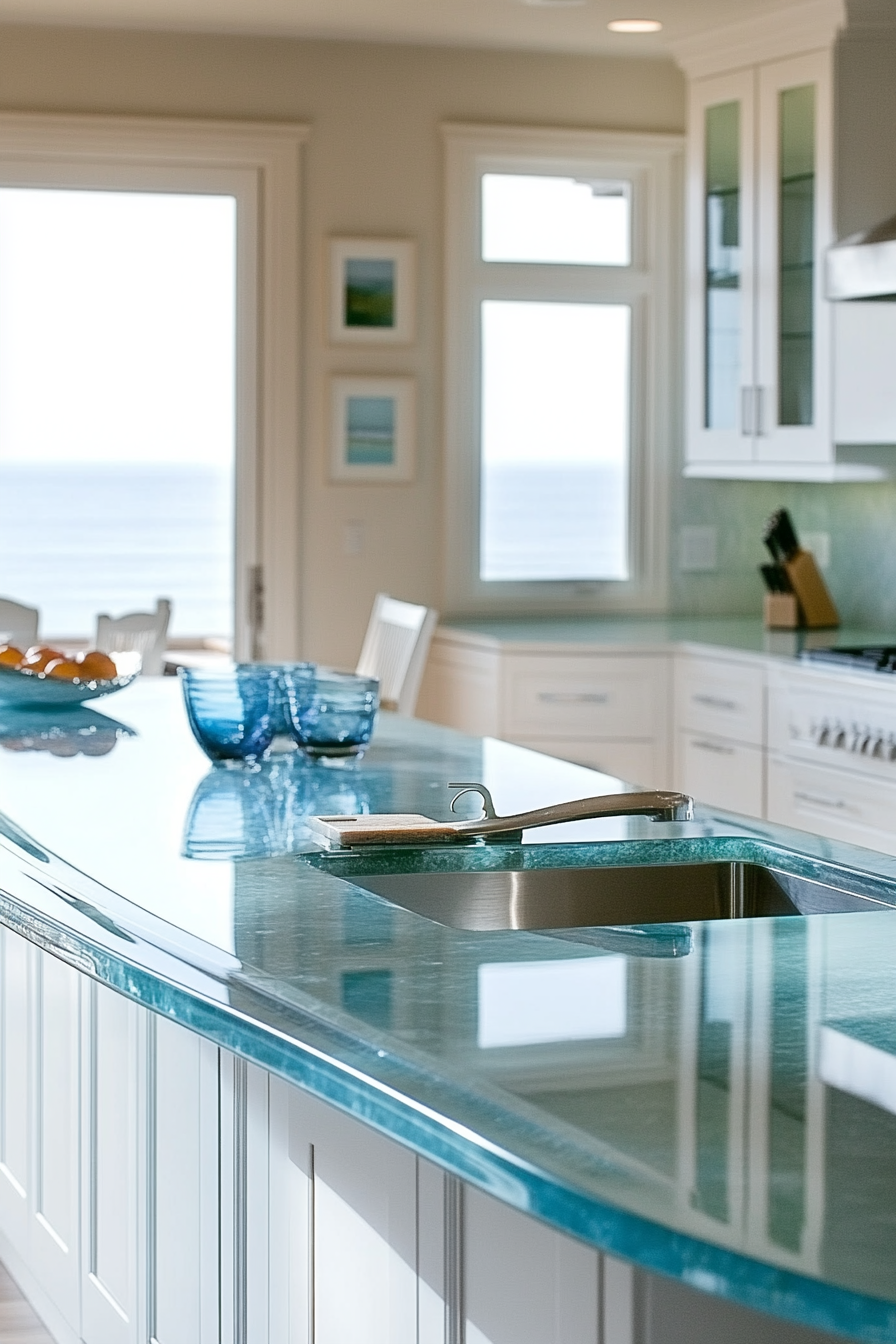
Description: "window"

(443, 125), (682, 614)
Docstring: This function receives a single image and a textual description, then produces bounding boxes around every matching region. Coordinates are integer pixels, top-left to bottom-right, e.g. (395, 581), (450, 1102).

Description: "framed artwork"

(330, 376), (416, 482)
(329, 238), (416, 344)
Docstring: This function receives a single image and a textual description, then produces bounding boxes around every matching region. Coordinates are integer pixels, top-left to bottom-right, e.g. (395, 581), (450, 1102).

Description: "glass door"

(0, 187), (237, 649)
(755, 50), (834, 464)
(685, 69), (756, 469)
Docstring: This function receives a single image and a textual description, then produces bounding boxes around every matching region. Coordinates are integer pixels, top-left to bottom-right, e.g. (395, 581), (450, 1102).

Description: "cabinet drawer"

(675, 655), (765, 747)
(515, 737), (662, 789)
(677, 731), (764, 819)
(501, 656), (668, 740)
(767, 754), (896, 856)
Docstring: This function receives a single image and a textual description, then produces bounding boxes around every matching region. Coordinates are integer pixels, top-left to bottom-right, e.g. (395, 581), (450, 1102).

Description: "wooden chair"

(95, 598), (171, 677)
(356, 593), (438, 715)
(0, 597), (39, 650)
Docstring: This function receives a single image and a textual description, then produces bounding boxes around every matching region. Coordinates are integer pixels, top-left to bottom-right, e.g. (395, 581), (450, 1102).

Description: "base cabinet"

(0, 928), (857, 1344)
(417, 631), (672, 789)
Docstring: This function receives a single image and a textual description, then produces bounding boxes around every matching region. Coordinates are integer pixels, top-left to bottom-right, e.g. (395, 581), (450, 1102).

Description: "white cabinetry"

(0, 933), (81, 1342)
(674, 653), (766, 818)
(767, 663), (896, 855)
(417, 629), (671, 788)
(82, 981), (140, 1344)
(685, 49), (838, 479)
(0, 924), (641, 1344)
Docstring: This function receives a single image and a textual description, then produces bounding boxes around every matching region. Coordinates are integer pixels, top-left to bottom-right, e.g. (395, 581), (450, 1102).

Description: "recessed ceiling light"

(607, 18), (663, 32)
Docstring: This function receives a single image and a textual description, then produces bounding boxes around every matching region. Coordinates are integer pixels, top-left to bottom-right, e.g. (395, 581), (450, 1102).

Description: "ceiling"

(0, 0), (810, 59)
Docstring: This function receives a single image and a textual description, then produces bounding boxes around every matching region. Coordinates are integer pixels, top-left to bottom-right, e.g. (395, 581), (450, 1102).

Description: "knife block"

(765, 549), (839, 629)
(764, 592), (801, 629)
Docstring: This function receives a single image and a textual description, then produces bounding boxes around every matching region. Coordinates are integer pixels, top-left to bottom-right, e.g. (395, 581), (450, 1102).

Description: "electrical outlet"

(343, 521), (366, 556)
(679, 525), (718, 573)
(802, 531), (831, 569)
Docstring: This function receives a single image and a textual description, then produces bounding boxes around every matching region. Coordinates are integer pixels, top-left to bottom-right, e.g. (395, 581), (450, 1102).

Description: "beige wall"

(0, 25), (685, 665)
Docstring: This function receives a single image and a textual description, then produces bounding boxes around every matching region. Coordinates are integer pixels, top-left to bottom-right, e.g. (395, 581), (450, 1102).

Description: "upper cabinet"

(674, 1), (895, 481)
(686, 51), (841, 479)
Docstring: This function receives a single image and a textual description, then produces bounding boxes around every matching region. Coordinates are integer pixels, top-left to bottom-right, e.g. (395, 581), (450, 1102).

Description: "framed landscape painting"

(330, 376), (416, 482)
(329, 238), (416, 344)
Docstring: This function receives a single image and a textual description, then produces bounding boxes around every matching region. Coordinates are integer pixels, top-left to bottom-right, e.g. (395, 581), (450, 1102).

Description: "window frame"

(442, 122), (683, 615)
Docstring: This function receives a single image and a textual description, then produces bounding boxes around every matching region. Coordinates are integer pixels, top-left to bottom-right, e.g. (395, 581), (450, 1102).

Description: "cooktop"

(803, 645), (896, 673)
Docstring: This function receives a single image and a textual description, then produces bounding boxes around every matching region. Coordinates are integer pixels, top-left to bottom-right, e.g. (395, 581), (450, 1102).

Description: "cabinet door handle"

(537, 691), (609, 705)
(794, 789), (847, 811)
(740, 386), (755, 437)
(693, 693), (738, 712)
(691, 738), (735, 755)
(755, 385), (768, 437)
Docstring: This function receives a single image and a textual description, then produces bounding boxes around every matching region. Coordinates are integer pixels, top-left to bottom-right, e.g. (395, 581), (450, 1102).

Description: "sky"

(0, 188), (236, 467)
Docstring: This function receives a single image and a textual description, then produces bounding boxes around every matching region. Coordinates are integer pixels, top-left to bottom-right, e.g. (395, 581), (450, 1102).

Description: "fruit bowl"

(0, 651), (141, 705)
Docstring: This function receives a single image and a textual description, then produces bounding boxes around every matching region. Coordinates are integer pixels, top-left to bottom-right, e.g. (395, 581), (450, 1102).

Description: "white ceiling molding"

(669, 0), (846, 78)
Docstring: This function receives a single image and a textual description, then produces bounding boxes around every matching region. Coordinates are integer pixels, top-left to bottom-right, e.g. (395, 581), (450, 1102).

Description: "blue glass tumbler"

(180, 665), (280, 764)
(284, 670), (379, 758)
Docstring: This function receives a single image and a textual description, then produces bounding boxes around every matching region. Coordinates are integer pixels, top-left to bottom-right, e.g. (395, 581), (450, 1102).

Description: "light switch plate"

(679, 525), (718, 573)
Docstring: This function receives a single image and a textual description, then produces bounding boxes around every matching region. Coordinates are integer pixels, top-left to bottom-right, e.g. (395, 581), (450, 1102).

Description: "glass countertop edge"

(3, 821), (896, 1339)
(3, 850), (895, 1344)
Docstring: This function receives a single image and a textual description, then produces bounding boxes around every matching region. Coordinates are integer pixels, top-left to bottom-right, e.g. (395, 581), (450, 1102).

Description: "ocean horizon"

(0, 462), (233, 641)
(481, 461), (628, 582)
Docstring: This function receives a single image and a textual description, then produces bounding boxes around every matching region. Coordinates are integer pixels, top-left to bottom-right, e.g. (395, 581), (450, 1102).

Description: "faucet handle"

(448, 782), (498, 819)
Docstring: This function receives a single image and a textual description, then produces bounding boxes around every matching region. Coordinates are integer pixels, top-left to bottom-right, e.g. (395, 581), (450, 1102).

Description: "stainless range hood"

(827, 212), (896, 300)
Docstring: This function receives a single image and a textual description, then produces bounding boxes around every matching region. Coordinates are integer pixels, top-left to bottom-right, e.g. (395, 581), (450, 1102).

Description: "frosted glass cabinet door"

(685, 69), (756, 468)
(754, 50), (833, 465)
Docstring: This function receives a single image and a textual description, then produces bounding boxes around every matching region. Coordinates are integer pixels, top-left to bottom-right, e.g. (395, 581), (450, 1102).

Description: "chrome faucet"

(446, 782), (693, 841)
(310, 783), (694, 848)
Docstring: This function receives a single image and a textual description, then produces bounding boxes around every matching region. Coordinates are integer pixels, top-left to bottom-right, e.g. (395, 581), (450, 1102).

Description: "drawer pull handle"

(537, 692), (609, 705)
(693, 694), (738, 712)
(692, 739), (735, 755)
(794, 790), (846, 811)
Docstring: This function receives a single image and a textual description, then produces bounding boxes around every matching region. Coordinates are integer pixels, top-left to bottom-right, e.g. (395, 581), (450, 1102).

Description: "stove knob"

(889, 737), (896, 763)
(872, 736), (886, 759)
(833, 725), (847, 749)
(817, 721), (831, 747)
(859, 731), (874, 755)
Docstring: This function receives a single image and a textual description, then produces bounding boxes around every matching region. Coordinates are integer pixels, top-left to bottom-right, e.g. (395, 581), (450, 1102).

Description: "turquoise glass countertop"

(3, 683), (896, 1339)
(439, 613), (896, 658)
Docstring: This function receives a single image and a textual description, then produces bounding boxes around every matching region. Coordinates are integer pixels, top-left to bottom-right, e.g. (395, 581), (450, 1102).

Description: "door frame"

(0, 113), (307, 661)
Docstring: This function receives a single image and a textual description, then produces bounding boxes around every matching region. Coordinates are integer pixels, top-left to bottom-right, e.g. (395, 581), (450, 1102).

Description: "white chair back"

(0, 597), (39, 650)
(95, 599), (171, 677)
(356, 593), (438, 715)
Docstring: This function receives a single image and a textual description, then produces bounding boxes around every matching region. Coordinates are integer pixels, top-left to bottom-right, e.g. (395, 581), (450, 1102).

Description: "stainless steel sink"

(348, 862), (895, 932)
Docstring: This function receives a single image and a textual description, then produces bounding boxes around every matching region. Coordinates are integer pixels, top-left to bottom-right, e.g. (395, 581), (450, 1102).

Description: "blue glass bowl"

(284, 670), (379, 758)
(180, 666), (280, 764)
(247, 662), (316, 738)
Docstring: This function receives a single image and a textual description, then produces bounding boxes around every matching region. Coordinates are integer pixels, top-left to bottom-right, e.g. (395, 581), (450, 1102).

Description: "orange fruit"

(44, 659), (82, 681)
(78, 650), (118, 681)
(0, 645), (24, 667)
(21, 646), (65, 672)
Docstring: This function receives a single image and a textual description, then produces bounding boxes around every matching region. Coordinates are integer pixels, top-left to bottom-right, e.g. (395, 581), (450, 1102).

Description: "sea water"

(0, 463), (232, 641)
(481, 462), (628, 583)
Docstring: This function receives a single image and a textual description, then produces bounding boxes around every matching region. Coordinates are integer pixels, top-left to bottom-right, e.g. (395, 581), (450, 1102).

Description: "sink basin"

(347, 861), (895, 932)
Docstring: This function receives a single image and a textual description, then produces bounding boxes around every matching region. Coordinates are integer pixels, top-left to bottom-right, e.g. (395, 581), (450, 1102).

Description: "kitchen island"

(1, 681), (896, 1343)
